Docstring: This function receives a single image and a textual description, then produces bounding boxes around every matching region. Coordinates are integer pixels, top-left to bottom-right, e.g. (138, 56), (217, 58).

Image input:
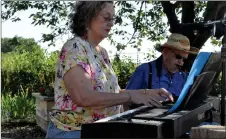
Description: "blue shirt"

(126, 58), (188, 97)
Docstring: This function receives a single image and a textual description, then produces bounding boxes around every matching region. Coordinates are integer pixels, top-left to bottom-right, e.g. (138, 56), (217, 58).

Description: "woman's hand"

(127, 88), (174, 107)
(146, 88), (174, 102)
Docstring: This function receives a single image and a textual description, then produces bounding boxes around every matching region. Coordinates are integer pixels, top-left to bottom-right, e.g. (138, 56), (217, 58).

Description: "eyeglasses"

(99, 14), (116, 24)
(169, 49), (187, 60)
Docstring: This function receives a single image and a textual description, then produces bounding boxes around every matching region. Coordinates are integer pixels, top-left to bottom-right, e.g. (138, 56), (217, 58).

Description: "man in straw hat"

(125, 33), (199, 109)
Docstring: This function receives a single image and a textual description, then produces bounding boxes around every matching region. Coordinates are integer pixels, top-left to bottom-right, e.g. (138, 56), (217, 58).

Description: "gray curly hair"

(69, 1), (114, 37)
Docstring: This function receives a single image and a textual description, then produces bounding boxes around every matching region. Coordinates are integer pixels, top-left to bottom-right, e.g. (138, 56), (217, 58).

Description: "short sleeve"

(60, 40), (91, 77)
(100, 46), (111, 65)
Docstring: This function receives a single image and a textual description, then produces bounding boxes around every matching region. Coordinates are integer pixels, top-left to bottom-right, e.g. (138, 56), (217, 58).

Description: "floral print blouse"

(49, 36), (121, 131)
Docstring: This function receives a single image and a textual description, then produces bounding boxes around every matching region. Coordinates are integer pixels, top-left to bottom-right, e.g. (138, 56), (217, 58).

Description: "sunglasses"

(169, 49), (187, 60)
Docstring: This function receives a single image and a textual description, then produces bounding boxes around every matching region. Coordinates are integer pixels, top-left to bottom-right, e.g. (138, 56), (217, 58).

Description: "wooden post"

(32, 93), (54, 132)
(190, 125), (226, 139)
(212, 98), (226, 124)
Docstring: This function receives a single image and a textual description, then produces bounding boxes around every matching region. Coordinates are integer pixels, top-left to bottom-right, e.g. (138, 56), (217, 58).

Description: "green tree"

(1, 37), (58, 95)
(1, 37), (18, 53)
(1, 36), (40, 53)
(112, 54), (137, 89)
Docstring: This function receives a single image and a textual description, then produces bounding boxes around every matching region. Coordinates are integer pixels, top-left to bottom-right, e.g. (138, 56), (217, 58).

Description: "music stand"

(178, 16), (226, 126)
(181, 52), (221, 110)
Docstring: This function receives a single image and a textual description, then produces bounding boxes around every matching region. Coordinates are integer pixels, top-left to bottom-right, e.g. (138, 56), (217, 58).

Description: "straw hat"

(155, 33), (199, 54)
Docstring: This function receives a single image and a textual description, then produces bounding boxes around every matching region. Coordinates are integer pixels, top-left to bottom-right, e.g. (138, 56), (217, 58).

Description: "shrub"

(112, 55), (137, 89)
(1, 47), (58, 96)
(1, 86), (36, 123)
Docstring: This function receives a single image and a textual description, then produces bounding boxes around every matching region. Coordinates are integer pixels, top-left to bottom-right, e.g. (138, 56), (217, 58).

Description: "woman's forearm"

(64, 65), (145, 109)
(75, 90), (130, 109)
(76, 89), (144, 109)
(120, 89), (142, 111)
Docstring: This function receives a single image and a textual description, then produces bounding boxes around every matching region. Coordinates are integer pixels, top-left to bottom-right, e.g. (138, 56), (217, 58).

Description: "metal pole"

(137, 48), (140, 65)
(221, 17), (226, 126)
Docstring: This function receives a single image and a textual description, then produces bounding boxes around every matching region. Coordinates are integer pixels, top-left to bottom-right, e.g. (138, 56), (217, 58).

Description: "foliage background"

(1, 37), (57, 95)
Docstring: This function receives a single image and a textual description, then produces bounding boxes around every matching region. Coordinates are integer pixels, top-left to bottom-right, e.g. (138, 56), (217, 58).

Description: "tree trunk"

(161, 1), (226, 71)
